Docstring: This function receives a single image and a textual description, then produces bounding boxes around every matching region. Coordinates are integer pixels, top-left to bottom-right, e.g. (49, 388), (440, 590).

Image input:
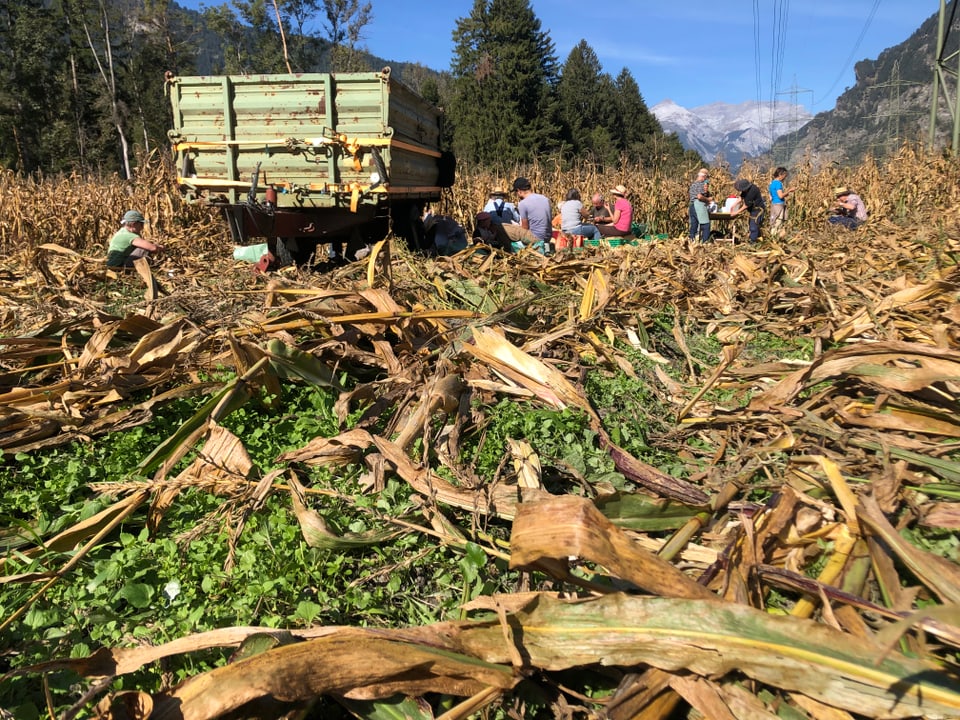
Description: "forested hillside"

(0, 0), (695, 178)
(770, 7), (960, 168)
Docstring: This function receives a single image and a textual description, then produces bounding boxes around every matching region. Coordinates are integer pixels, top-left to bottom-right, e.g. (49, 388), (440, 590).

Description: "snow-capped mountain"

(652, 99), (812, 166)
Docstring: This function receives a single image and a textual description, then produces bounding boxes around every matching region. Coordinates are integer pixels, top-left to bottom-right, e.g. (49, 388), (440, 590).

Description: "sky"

(180, 1), (940, 112)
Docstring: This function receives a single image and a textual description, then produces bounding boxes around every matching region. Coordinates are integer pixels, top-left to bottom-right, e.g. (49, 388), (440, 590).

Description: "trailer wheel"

(438, 151), (456, 188)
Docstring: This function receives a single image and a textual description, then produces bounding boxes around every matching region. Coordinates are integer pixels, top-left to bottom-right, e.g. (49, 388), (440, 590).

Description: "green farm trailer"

(166, 67), (453, 265)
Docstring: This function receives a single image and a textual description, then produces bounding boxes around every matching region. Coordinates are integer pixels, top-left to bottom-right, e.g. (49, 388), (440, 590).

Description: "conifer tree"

(613, 67), (691, 168)
(448, 0), (560, 166)
(0, 0), (69, 171)
(557, 40), (617, 165)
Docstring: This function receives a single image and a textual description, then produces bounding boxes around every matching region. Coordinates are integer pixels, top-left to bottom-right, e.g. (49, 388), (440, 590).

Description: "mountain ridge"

(652, 99), (812, 169)
(654, 7), (958, 170)
(769, 8), (956, 169)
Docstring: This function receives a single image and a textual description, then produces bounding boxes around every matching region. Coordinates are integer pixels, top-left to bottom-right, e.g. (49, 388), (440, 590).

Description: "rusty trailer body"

(166, 67), (452, 263)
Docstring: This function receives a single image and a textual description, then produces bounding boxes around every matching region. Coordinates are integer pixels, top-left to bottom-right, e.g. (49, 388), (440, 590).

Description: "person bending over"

(106, 210), (164, 267)
(828, 186), (867, 230)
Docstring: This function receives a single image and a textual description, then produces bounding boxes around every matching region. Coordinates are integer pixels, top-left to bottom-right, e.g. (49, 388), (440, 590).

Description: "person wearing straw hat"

(482, 183), (539, 247)
(106, 210), (164, 267)
(828, 186), (867, 230)
(482, 186), (519, 226)
(596, 184), (633, 238)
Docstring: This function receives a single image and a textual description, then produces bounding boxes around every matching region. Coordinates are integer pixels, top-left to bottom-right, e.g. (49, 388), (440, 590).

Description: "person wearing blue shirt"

(768, 167), (794, 237)
(482, 187), (519, 225)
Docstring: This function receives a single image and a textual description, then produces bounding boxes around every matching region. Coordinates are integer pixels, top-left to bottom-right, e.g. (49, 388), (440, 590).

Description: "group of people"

(687, 166), (868, 244)
(687, 167), (772, 244)
(473, 177), (634, 253)
(105, 170), (870, 269)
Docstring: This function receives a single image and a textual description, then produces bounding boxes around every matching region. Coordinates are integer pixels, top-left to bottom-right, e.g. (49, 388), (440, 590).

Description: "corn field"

(1, 143), (957, 258)
(2, 144), (960, 719)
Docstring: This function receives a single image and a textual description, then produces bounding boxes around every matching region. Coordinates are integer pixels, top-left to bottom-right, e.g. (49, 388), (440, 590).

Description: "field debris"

(2, 151), (960, 718)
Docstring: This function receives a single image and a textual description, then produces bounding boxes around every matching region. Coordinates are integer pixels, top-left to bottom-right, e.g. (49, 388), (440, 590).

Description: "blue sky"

(180, 1), (938, 112)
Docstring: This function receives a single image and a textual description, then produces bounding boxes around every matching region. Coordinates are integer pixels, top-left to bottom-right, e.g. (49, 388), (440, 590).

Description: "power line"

(814, 0), (883, 108)
(753, 0), (764, 125)
(768, 0), (790, 145)
(773, 81), (813, 164)
(863, 60), (924, 158)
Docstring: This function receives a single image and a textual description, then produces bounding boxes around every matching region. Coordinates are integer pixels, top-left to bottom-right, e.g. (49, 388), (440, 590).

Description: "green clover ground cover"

(0, 314), (803, 717)
(0, 379), (542, 717)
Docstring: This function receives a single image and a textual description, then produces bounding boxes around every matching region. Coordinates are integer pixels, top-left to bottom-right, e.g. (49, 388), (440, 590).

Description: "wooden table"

(708, 212), (746, 242)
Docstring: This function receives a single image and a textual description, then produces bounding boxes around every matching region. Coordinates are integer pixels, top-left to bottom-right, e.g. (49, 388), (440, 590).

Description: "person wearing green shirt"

(106, 210), (164, 267)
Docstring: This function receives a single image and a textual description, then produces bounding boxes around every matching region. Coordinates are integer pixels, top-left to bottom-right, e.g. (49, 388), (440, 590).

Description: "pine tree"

(448, 0), (560, 166)
(613, 67), (692, 168)
(0, 0), (70, 171)
(557, 40), (617, 165)
(613, 68), (656, 153)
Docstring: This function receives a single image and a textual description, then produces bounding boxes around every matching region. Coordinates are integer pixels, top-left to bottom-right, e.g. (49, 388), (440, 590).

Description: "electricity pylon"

(929, 0), (960, 152)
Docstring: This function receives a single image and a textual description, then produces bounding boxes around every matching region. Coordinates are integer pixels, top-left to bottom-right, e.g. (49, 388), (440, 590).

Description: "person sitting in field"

(514, 176), (553, 252)
(480, 184), (537, 247)
(596, 185), (633, 238)
(472, 211), (513, 251)
(828, 186), (868, 230)
(106, 210), (164, 268)
(589, 193), (611, 223)
(558, 188), (600, 241)
(423, 207), (468, 255)
(481, 187), (519, 225)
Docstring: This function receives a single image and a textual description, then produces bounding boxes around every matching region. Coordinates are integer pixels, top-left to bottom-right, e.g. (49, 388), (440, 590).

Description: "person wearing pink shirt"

(597, 185), (633, 238)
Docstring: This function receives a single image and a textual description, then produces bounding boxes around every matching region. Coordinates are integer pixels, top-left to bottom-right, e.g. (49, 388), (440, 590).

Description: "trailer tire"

(438, 151), (456, 188)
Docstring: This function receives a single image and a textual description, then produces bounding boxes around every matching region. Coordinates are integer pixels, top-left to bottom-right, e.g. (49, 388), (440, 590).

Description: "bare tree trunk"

(82, 0), (132, 179)
(270, 0), (293, 73)
(61, 2), (88, 170)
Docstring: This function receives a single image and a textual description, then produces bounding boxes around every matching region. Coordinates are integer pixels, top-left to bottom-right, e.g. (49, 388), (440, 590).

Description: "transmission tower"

(772, 80), (813, 165)
(929, 0), (960, 152)
(864, 61), (923, 158)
